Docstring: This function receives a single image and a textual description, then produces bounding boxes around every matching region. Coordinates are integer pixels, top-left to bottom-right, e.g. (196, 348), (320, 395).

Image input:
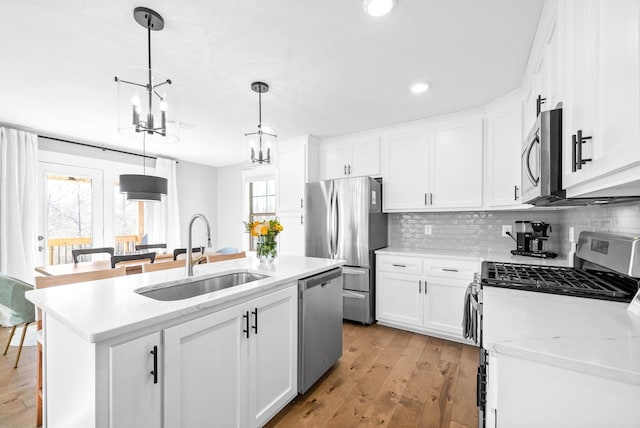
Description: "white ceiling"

(0, 0), (544, 167)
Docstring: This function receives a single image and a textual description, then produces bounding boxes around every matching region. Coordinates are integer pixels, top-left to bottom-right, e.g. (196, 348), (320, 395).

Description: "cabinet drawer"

(422, 258), (479, 280)
(377, 256), (422, 274)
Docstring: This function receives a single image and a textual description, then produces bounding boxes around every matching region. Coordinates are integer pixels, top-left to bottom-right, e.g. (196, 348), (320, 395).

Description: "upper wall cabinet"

(275, 135), (318, 213)
(561, 0), (640, 196)
(485, 93), (531, 209)
(318, 134), (380, 180)
(381, 116), (483, 212)
(523, 10), (562, 132)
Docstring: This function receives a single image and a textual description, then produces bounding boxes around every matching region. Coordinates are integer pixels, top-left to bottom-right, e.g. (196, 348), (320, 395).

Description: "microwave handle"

(525, 135), (540, 186)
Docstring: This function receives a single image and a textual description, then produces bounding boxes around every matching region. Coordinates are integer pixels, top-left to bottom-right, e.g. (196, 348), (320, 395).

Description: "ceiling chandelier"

(115, 7), (171, 201)
(245, 82), (277, 165)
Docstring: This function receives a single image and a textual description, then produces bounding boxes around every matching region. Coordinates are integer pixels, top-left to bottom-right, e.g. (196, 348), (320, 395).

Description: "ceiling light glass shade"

(244, 125), (277, 165)
(119, 174), (167, 201)
(363, 0), (396, 17)
(116, 66), (180, 144)
(245, 81), (278, 166)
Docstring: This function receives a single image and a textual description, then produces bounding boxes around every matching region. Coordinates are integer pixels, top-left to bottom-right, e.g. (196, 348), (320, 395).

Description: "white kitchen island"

(26, 255), (344, 428)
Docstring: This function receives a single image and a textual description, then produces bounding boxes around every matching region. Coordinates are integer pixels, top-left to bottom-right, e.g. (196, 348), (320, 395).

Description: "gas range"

(481, 261), (638, 302)
(480, 231), (640, 303)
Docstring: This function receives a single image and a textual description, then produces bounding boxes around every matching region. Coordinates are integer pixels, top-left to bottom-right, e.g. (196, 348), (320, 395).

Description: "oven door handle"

(525, 134), (540, 186)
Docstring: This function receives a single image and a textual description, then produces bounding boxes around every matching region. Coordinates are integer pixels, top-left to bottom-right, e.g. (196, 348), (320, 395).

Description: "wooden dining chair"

(110, 252), (156, 268)
(135, 243), (167, 252)
(34, 267), (126, 426)
(71, 247), (115, 263)
(173, 247), (204, 261)
(142, 259), (186, 273)
(206, 251), (247, 263)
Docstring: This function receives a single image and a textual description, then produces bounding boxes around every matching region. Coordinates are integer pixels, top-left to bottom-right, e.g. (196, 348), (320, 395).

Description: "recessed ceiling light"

(410, 82), (430, 94)
(363, 0), (396, 17)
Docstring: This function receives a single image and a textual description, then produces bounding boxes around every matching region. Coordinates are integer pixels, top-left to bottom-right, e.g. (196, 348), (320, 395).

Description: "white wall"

(176, 160), (218, 249)
(216, 163), (246, 251)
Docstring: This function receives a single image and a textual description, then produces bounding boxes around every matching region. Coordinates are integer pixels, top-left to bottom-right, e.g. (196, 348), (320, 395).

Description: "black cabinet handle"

(418, 280), (422, 294)
(344, 165), (347, 175)
(536, 94), (547, 117)
(348, 164), (351, 175)
(392, 263), (406, 268)
(572, 134), (578, 172)
(424, 280), (428, 294)
(575, 130), (593, 171)
(252, 308), (258, 335)
(300, 214), (304, 225)
(150, 345), (158, 384)
(243, 311), (250, 338)
(442, 268), (459, 272)
(300, 198), (304, 209)
(424, 193), (428, 206)
(430, 193), (433, 205)
(514, 185), (519, 201)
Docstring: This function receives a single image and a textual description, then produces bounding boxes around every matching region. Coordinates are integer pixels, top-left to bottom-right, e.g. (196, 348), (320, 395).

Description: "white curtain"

(0, 127), (38, 282)
(149, 157), (180, 249)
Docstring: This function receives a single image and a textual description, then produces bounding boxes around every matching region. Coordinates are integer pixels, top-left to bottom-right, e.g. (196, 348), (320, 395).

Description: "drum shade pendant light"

(115, 7), (179, 143)
(119, 134), (167, 202)
(245, 82), (277, 165)
(116, 7), (170, 202)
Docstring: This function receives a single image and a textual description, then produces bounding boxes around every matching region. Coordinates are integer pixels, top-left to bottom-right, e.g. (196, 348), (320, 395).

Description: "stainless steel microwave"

(521, 108), (640, 206)
(521, 108), (564, 206)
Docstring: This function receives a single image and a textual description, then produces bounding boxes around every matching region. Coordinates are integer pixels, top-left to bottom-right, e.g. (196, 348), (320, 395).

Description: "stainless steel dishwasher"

(298, 267), (343, 394)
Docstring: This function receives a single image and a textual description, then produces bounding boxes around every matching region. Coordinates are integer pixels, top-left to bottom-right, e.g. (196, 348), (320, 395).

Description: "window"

(248, 179), (276, 250)
(45, 174), (94, 264)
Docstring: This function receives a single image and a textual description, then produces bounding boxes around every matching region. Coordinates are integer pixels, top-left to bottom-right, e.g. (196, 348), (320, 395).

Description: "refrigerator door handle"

(327, 185), (334, 258)
(333, 191), (340, 259)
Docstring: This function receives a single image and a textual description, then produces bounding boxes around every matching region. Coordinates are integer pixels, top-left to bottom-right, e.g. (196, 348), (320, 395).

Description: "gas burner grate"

(482, 262), (639, 302)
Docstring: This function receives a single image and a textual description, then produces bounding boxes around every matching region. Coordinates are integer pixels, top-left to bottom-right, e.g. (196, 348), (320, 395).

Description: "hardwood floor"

(268, 322), (479, 428)
(0, 323), (479, 428)
(0, 326), (38, 428)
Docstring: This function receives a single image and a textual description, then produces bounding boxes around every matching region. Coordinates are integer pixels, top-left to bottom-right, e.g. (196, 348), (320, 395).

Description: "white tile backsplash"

(388, 202), (640, 257)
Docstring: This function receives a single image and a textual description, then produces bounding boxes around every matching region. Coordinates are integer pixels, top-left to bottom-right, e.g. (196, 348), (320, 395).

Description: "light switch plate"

(502, 225), (512, 237)
(424, 225), (432, 235)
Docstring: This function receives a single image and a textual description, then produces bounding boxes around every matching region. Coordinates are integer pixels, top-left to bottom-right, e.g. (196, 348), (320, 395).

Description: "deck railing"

(47, 235), (140, 265)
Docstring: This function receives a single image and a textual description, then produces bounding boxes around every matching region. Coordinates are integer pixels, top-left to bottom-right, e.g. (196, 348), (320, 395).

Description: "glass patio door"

(37, 162), (104, 266)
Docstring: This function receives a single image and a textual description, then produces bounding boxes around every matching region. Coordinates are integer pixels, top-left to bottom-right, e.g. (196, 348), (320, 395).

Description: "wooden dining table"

(35, 252), (175, 277)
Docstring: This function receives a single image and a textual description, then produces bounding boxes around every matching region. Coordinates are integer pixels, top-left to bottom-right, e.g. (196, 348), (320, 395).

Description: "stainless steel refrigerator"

(305, 176), (387, 324)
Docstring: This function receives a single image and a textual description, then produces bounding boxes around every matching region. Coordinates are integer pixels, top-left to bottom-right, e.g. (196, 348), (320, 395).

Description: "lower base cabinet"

(376, 254), (479, 342)
(164, 285), (298, 428)
(44, 283), (298, 428)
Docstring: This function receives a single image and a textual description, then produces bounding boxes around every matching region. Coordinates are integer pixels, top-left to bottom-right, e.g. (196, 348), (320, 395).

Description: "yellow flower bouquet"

(244, 219), (283, 262)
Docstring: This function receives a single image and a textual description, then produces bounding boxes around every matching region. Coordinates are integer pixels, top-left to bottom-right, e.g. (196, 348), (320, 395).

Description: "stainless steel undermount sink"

(135, 271), (269, 301)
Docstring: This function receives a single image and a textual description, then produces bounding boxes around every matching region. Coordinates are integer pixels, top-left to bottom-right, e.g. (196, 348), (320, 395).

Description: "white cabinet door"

(277, 142), (306, 212)
(318, 143), (349, 180)
(247, 286), (298, 427)
(376, 271), (423, 327)
(562, 0), (599, 188)
(109, 331), (161, 428)
(164, 305), (247, 428)
(349, 135), (380, 177)
(591, 1), (640, 178)
(422, 277), (467, 339)
(277, 211), (305, 256)
(381, 128), (429, 211)
(430, 119), (483, 209)
(486, 100), (525, 208)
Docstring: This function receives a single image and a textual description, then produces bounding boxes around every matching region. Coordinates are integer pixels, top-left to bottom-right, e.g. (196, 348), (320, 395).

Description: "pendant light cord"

(142, 132), (147, 175)
(147, 17), (153, 124)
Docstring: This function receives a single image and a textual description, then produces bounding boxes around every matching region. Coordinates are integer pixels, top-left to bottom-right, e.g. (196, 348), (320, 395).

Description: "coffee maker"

(510, 220), (558, 258)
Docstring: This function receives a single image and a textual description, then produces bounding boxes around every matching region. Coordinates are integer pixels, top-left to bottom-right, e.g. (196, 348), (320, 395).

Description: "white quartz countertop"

(483, 286), (640, 385)
(376, 247), (572, 267)
(26, 255), (344, 343)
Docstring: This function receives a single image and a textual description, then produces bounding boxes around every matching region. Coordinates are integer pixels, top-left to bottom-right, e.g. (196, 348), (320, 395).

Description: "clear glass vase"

(256, 235), (277, 263)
